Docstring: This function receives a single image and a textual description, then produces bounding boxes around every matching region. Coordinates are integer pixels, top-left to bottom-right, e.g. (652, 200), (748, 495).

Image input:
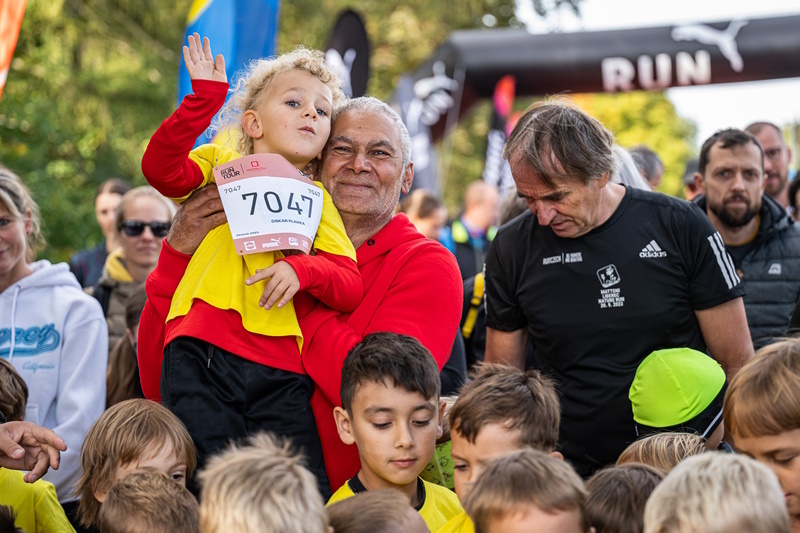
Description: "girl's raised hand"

(183, 32), (226, 83)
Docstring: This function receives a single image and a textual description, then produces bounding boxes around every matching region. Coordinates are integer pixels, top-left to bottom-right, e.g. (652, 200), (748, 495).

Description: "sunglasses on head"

(120, 220), (171, 238)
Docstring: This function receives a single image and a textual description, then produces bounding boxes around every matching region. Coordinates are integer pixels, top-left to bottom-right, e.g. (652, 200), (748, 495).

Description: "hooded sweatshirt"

(1, 260), (108, 503)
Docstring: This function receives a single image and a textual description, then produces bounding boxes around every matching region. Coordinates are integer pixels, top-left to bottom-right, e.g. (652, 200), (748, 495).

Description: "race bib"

(214, 154), (323, 255)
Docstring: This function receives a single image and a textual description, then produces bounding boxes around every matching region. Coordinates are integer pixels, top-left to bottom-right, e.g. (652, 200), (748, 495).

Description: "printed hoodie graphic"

(0, 260), (108, 503)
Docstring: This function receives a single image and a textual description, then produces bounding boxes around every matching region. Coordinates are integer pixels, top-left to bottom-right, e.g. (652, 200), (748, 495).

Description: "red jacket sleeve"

(282, 251), (363, 313)
(141, 79), (228, 198)
(302, 244), (462, 407)
(138, 241), (191, 402)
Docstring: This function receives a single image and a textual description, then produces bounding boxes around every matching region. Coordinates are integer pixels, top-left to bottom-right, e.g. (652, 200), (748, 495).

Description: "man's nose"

(350, 151), (372, 173)
(536, 204), (557, 226)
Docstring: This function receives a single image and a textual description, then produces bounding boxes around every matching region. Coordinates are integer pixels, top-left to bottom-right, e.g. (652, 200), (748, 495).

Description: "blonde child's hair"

(98, 472), (200, 533)
(199, 432), (328, 533)
(643, 453), (790, 533)
(724, 337), (800, 438)
(213, 47), (344, 161)
(585, 463), (665, 533)
(326, 489), (423, 533)
(0, 166), (45, 261)
(0, 358), (28, 422)
(449, 363), (560, 452)
(76, 399), (197, 528)
(616, 433), (707, 473)
(464, 449), (589, 533)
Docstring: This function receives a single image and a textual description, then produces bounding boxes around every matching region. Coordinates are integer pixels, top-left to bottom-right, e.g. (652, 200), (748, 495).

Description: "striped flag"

(178, 0), (281, 146)
(0, 0), (27, 101)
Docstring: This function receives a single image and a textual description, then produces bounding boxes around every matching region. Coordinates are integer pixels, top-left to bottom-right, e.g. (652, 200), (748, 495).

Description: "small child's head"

(77, 399), (197, 528)
(643, 453), (790, 533)
(98, 472), (200, 533)
(326, 489), (429, 533)
(334, 332), (444, 490)
(724, 338), (800, 525)
(0, 505), (23, 533)
(585, 464), (664, 533)
(448, 363), (561, 500)
(630, 347), (727, 449)
(199, 432), (328, 533)
(0, 357), (27, 422)
(464, 449), (591, 533)
(217, 47), (344, 171)
(616, 433), (707, 473)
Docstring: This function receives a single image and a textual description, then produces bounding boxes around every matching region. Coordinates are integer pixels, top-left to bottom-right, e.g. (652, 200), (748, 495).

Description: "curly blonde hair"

(213, 47), (344, 162)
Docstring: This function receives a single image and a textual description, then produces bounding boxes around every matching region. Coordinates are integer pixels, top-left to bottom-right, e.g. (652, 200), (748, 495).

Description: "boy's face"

(242, 69), (333, 168)
(451, 423), (524, 500)
(95, 439), (188, 502)
(334, 380), (444, 491)
(487, 505), (585, 533)
(735, 429), (800, 520)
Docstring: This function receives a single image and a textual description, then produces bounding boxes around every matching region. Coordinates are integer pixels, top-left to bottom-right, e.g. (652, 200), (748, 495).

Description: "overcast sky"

(516, 0), (800, 152)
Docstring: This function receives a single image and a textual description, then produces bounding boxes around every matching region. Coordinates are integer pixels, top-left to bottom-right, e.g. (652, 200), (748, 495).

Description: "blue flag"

(178, 0), (281, 146)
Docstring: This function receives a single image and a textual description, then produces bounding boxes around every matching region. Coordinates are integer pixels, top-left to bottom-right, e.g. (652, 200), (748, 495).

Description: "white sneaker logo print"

(640, 240), (668, 258)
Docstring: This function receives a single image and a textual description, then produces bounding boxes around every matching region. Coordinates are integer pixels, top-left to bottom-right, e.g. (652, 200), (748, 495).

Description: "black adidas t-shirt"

(485, 186), (745, 477)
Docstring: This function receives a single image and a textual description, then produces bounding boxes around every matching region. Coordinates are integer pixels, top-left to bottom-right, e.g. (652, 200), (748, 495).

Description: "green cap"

(630, 347), (726, 438)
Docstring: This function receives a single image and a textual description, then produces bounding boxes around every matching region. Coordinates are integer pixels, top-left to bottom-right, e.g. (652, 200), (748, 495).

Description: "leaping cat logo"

(671, 20), (748, 72)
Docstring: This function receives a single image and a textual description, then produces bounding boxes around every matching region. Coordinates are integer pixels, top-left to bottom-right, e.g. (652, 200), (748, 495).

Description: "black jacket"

(696, 194), (800, 348)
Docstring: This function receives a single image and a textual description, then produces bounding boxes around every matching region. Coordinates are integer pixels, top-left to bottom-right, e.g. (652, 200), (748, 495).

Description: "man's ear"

(333, 407), (356, 446)
(401, 161), (414, 195)
(241, 110), (263, 139)
(694, 172), (706, 195)
(436, 399), (446, 440)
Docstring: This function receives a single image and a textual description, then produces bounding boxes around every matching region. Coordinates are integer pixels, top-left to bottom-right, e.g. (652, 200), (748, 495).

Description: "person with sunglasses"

(90, 186), (175, 356)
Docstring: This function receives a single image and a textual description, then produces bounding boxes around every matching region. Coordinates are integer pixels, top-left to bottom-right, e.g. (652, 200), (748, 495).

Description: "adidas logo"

(639, 239), (668, 258)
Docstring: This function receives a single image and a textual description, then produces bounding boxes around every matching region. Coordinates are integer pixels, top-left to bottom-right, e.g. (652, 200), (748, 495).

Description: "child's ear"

(333, 407), (356, 446)
(94, 487), (109, 503)
(241, 110), (263, 139)
(549, 450), (564, 461)
(436, 399), (446, 440)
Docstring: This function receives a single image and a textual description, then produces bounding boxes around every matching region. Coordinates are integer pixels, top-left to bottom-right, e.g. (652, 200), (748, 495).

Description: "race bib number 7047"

(213, 154), (323, 255)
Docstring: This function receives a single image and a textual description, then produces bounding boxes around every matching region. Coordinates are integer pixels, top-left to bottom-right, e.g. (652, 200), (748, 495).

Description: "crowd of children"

(5, 31), (800, 533)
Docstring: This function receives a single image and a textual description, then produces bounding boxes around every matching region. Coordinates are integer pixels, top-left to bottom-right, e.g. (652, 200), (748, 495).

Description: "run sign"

(214, 154), (323, 255)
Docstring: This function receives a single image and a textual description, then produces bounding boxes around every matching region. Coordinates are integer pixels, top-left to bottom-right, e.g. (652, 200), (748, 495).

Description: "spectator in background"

(694, 128), (800, 349)
(398, 188), (449, 240)
(788, 176), (800, 222)
(746, 121), (793, 210)
(91, 186), (174, 355)
(612, 145), (653, 191)
(682, 158), (700, 201)
(440, 180), (499, 280)
(630, 145), (664, 190)
(70, 178), (132, 288)
(106, 285), (147, 407)
(0, 167), (107, 527)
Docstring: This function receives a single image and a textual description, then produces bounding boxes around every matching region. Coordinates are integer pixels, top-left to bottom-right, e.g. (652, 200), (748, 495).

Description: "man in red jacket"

(138, 97), (462, 490)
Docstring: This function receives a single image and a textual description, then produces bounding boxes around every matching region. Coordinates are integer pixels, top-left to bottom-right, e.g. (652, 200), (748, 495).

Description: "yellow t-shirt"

(436, 510), (475, 533)
(166, 144), (356, 349)
(327, 477), (463, 533)
(0, 468), (76, 533)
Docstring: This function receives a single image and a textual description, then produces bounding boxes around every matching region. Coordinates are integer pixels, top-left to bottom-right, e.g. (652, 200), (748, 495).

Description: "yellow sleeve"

(168, 144), (239, 204)
(312, 181), (357, 261)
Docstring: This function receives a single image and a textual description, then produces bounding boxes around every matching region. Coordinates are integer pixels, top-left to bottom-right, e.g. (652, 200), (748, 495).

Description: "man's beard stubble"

(708, 195), (759, 228)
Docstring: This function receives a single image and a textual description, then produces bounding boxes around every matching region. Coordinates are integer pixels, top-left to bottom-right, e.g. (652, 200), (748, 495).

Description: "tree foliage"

(0, 0), (698, 264)
(570, 92), (697, 198)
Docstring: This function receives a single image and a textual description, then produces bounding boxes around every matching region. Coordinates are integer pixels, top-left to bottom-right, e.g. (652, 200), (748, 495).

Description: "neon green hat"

(629, 347), (727, 439)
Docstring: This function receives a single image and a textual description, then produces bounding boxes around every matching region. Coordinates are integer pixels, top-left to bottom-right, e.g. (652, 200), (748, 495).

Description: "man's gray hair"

(333, 96), (412, 169)
(503, 98), (617, 188)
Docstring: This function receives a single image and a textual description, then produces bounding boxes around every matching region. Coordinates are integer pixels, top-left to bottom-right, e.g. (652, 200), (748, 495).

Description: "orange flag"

(0, 0), (28, 101)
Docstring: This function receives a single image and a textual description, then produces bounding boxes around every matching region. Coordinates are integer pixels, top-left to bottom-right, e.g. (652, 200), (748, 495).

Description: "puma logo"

(671, 21), (748, 72)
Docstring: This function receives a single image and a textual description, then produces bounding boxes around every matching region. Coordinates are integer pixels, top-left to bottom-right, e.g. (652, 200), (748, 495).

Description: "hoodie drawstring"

(8, 285), (20, 360)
